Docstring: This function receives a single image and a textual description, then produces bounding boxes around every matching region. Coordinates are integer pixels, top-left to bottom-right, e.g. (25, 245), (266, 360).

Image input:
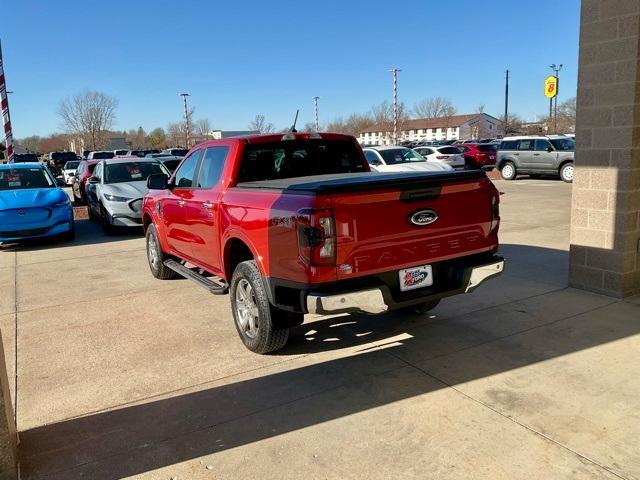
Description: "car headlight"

(104, 194), (131, 202)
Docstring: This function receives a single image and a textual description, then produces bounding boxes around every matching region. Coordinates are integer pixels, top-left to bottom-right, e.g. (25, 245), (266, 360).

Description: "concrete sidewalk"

(2, 179), (640, 479)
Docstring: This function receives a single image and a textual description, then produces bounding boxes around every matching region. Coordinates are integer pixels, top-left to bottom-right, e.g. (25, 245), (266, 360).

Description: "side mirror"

(87, 176), (100, 184)
(546, 146), (554, 152)
(147, 173), (168, 190)
(56, 178), (66, 187)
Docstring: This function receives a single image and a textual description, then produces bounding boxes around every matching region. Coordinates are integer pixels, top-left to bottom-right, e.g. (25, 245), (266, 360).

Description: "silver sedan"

(86, 157), (170, 234)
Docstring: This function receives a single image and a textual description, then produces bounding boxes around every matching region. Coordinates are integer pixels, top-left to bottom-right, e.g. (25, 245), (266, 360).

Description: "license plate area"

(399, 264), (433, 291)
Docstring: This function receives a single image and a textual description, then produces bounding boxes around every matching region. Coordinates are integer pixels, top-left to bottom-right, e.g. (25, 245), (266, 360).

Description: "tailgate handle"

(400, 186), (442, 202)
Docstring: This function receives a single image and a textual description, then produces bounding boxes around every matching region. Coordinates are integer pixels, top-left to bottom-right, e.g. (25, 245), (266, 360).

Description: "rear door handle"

(177, 200), (185, 206)
(202, 201), (213, 209)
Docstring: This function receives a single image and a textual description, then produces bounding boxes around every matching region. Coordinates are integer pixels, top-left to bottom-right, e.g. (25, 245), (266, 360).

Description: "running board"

(163, 259), (228, 295)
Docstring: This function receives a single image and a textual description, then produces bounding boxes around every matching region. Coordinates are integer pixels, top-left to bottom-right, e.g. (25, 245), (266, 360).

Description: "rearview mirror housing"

(87, 176), (99, 184)
(147, 173), (169, 190)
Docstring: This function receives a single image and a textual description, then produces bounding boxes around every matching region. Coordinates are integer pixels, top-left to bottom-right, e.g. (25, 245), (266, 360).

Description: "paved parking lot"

(1, 178), (639, 479)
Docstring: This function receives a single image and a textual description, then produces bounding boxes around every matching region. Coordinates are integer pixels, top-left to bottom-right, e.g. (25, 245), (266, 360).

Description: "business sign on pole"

(544, 75), (558, 98)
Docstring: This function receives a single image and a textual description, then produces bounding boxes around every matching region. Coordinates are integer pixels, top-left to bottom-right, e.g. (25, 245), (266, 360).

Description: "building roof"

(360, 113), (502, 134)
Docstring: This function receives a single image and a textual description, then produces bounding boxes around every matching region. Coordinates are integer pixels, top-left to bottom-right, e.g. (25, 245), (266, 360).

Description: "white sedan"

(363, 147), (453, 173)
(413, 146), (465, 169)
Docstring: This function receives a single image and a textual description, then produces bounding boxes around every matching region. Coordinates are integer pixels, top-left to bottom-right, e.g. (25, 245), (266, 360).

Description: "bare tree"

(248, 114), (275, 133)
(477, 103), (486, 114)
(499, 113), (523, 135)
(555, 96), (577, 133)
(194, 118), (211, 135)
(370, 100), (409, 124)
(166, 122), (186, 147)
(17, 135), (42, 153)
(57, 90), (118, 150)
(412, 97), (456, 119)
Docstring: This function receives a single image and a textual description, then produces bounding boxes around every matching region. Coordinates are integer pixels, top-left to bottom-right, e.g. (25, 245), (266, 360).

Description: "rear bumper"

(306, 257), (504, 314)
(265, 253), (504, 314)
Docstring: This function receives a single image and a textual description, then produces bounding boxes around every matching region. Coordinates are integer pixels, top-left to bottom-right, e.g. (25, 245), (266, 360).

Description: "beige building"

(358, 113), (502, 145)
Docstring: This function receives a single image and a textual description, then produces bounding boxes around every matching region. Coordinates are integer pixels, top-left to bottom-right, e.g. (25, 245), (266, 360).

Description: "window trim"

(196, 146), (229, 189)
(173, 148), (204, 189)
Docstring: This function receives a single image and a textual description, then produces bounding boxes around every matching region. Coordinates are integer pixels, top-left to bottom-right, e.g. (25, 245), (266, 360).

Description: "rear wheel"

(559, 162), (574, 183)
(146, 224), (179, 279)
(231, 260), (290, 353)
(500, 161), (517, 181)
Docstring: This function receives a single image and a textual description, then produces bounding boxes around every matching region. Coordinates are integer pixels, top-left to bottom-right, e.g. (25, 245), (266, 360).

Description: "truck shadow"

(18, 244), (638, 479)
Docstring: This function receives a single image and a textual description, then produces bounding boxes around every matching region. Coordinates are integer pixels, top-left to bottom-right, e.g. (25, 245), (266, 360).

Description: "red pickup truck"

(142, 132), (503, 353)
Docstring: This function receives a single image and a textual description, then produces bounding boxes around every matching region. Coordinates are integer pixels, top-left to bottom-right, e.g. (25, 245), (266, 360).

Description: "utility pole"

(504, 69), (509, 136)
(312, 96), (320, 131)
(389, 68), (401, 144)
(0, 40), (14, 163)
(550, 64), (563, 133)
(179, 92), (190, 148)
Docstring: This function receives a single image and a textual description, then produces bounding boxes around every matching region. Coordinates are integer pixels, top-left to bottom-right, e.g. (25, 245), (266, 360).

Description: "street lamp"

(389, 68), (401, 144)
(312, 96), (320, 132)
(549, 64), (563, 133)
(179, 92), (190, 148)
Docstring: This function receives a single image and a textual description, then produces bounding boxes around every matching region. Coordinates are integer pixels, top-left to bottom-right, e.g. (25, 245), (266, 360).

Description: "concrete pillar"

(0, 331), (17, 479)
(570, 0), (640, 297)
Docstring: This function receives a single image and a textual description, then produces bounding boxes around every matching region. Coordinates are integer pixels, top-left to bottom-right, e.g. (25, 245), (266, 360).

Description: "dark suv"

(48, 152), (79, 175)
(497, 135), (574, 183)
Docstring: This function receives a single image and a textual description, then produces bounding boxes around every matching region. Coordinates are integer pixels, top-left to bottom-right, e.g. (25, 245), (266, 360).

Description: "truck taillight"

(490, 189), (500, 232)
(297, 209), (336, 265)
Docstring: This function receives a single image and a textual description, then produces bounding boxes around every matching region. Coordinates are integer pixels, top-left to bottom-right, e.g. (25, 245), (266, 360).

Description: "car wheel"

(400, 299), (440, 315)
(146, 224), (179, 280)
(500, 162), (517, 181)
(100, 205), (115, 235)
(230, 260), (290, 354)
(72, 188), (83, 205)
(560, 162), (574, 183)
(87, 203), (97, 221)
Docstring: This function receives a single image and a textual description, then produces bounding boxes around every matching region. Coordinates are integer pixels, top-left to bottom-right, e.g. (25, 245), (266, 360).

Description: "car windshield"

(0, 168), (54, 190)
(52, 152), (77, 161)
(104, 161), (168, 184)
(550, 138), (575, 151)
(64, 161), (80, 169)
(378, 148), (425, 164)
(12, 154), (39, 163)
(92, 152), (115, 159)
(162, 159), (181, 172)
(239, 140), (365, 182)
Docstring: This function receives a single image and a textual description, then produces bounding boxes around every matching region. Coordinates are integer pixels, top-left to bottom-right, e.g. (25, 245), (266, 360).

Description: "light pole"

(312, 96), (320, 132)
(504, 69), (509, 135)
(389, 68), (401, 144)
(550, 63), (563, 133)
(180, 92), (190, 148)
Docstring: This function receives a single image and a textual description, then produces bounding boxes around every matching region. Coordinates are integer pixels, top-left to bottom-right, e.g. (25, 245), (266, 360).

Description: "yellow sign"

(545, 76), (558, 98)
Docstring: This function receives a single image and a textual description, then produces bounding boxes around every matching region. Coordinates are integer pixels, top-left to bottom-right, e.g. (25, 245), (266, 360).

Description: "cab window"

(197, 146), (229, 189)
(534, 139), (554, 151)
(517, 139), (534, 150)
(173, 150), (203, 188)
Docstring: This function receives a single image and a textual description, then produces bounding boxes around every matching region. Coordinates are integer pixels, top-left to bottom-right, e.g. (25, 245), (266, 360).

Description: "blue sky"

(2, 0), (580, 137)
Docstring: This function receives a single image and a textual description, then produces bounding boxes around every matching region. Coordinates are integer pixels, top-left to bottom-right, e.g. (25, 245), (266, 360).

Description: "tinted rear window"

(550, 138), (575, 151)
(64, 161), (80, 169)
(52, 152), (77, 161)
(162, 159), (181, 172)
(239, 140), (365, 182)
(500, 140), (518, 150)
(12, 154), (39, 163)
(438, 147), (462, 154)
(477, 145), (497, 152)
(92, 152), (115, 159)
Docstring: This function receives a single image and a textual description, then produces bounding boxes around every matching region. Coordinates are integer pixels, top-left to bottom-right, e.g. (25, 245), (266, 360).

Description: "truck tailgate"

(329, 172), (498, 280)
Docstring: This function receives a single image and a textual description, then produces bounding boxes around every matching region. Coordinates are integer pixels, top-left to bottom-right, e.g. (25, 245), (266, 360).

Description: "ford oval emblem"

(410, 209), (438, 226)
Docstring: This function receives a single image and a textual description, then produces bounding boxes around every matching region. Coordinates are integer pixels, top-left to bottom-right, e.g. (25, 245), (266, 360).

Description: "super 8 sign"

(545, 75), (558, 98)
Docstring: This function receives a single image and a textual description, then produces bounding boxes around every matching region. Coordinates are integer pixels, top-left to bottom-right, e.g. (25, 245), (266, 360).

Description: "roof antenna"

(289, 109), (299, 133)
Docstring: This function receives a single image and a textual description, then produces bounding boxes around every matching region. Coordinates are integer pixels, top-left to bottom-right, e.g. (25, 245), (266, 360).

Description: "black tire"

(145, 224), (179, 280)
(230, 260), (290, 354)
(72, 188), (84, 205)
(559, 162), (574, 183)
(400, 299), (441, 315)
(500, 161), (517, 181)
(87, 203), (97, 221)
(100, 205), (115, 235)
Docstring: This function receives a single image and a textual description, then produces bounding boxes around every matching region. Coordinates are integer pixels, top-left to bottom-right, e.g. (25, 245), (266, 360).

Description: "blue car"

(0, 163), (75, 243)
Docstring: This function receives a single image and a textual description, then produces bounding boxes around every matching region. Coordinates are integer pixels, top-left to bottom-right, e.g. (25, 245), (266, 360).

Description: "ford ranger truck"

(142, 132), (503, 354)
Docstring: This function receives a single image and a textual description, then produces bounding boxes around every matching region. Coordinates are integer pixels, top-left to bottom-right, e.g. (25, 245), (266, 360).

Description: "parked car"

(412, 146), (465, 169)
(71, 159), (99, 204)
(163, 148), (189, 157)
(11, 153), (40, 163)
(62, 160), (81, 185)
(47, 151), (78, 175)
(456, 143), (498, 170)
(0, 162), (74, 243)
(142, 132), (503, 353)
(113, 149), (128, 156)
(157, 156), (183, 173)
(127, 149), (161, 158)
(81, 150), (91, 159)
(497, 135), (575, 182)
(87, 151), (115, 160)
(86, 157), (170, 234)
(363, 146), (453, 173)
